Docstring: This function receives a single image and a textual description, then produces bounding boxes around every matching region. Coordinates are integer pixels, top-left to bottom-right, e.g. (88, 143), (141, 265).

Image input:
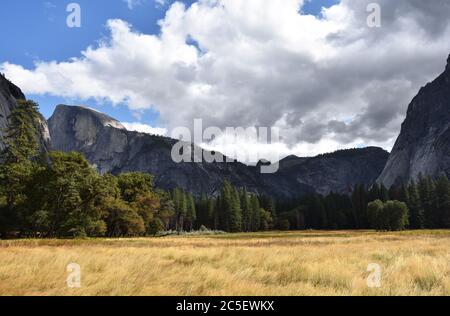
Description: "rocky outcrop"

(0, 74), (51, 154)
(0, 74), (25, 151)
(378, 54), (450, 187)
(48, 104), (388, 197)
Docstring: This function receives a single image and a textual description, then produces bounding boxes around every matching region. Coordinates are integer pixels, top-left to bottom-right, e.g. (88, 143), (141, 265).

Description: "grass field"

(1, 230), (450, 296)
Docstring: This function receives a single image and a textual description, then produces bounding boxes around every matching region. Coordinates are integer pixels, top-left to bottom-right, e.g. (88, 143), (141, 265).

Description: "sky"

(1, 0), (450, 162)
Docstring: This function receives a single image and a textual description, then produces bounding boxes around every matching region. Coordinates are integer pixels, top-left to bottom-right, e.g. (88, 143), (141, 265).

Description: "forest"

(0, 100), (449, 238)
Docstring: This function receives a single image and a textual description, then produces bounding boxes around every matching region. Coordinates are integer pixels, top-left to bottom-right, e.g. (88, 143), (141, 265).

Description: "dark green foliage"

(435, 176), (450, 228)
(1, 100), (40, 163)
(148, 217), (165, 236)
(367, 200), (409, 231)
(278, 219), (290, 231)
(118, 172), (153, 203)
(406, 181), (425, 229)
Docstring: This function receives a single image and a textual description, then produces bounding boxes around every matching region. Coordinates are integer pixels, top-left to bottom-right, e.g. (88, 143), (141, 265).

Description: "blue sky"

(0, 0), (339, 124)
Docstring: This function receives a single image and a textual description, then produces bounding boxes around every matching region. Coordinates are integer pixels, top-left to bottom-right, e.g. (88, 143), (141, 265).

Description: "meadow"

(0, 230), (450, 296)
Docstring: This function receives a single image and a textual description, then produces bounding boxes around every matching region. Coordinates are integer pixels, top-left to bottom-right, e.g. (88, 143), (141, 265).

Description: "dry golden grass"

(1, 230), (450, 296)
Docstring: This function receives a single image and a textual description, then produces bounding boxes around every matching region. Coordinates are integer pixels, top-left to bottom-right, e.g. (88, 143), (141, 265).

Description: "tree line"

(0, 100), (449, 238)
(276, 175), (450, 231)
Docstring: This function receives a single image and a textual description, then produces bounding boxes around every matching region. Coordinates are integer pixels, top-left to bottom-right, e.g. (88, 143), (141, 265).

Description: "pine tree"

(352, 185), (368, 228)
(418, 175), (436, 228)
(407, 181), (424, 229)
(208, 198), (217, 230)
(186, 193), (196, 231)
(1, 100), (40, 163)
(435, 176), (450, 228)
(250, 195), (261, 232)
(230, 187), (242, 232)
(172, 188), (187, 232)
(196, 194), (209, 230)
(0, 100), (42, 236)
(240, 188), (251, 232)
(380, 184), (389, 202)
(220, 181), (233, 232)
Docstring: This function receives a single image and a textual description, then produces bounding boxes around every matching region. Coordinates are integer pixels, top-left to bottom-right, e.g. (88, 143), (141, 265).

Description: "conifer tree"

(240, 188), (251, 232)
(418, 175), (436, 228)
(0, 100), (42, 235)
(407, 181), (424, 229)
(435, 176), (450, 228)
(186, 193), (197, 231)
(250, 195), (261, 232)
(229, 187), (242, 232)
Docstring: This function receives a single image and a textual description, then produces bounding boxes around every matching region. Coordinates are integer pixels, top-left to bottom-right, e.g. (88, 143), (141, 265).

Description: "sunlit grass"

(0, 230), (449, 296)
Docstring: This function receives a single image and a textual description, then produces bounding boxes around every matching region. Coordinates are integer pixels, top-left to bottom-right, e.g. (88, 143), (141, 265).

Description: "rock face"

(48, 104), (388, 197)
(0, 74), (25, 151)
(0, 74), (50, 153)
(277, 148), (389, 196)
(378, 55), (450, 187)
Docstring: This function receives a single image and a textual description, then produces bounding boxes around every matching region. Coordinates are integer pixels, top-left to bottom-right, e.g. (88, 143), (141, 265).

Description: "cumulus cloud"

(122, 122), (168, 136)
(2, 0), (450, 160)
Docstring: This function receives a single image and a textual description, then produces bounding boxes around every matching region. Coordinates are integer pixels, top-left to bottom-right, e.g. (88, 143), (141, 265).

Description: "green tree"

(407, 181), (424, 229)
(259, 208), (273, 231)
(418, 175), (437, 228)
(367, 199), (383, 230)
(240, 188), (251, 232)
(44, 152), (113, 237)
(105, 198), (145, 237)
(118, 172), (153, 203)
(0, 100), (42, 236)
(1, 100), (41, 163)
(250, 195), (261, 232)
(172, 188), (188, 232)
(435, 176), (450, 228)
(186, 193), (197, 231)
(148, 217), (165, 236)
(385, 200), (409, 231)
(367, 200), (409, 231)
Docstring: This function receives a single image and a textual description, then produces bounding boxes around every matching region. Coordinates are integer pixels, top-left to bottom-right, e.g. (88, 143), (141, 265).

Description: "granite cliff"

(378, 55), (450, 187)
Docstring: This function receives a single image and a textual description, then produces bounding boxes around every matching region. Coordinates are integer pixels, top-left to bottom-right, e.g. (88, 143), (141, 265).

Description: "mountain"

(378, 54), (450, 187)
(48, 104), (312, 198)
(0, 74), (50, 153)
(277, 148), (389, 195)
(48, 104), (388, 197)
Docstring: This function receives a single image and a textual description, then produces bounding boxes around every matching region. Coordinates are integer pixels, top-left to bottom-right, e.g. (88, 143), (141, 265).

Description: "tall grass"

(0, 230), (449, 296)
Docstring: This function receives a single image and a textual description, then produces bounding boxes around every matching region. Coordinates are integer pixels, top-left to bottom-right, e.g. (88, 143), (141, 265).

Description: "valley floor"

(1, 230), (450, 296)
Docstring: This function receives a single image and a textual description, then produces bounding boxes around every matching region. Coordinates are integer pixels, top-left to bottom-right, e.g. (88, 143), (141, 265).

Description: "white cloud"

(122, 122), (168, 136)
(2, 0), (450, 159)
